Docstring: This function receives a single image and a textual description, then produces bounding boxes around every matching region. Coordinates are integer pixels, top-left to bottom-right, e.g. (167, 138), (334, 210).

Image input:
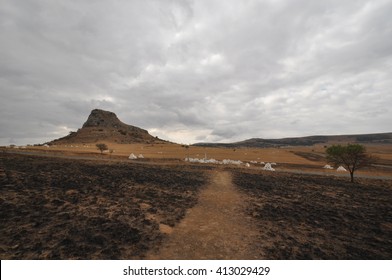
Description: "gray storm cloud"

(1, 0), (391, 145)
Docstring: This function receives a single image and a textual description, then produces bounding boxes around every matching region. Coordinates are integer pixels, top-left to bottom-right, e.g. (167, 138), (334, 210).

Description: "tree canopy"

(326, 144), (374, 183)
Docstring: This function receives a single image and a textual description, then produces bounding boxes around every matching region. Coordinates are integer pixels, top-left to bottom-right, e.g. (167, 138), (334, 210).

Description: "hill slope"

(193, 132), (392, 148)
(49, 109), (165, 144)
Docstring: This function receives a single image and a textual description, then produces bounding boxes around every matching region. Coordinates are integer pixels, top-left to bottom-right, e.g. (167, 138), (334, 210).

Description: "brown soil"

(147, 170), (260, 259)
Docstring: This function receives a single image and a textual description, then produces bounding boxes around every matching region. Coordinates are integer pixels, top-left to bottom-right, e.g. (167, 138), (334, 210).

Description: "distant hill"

(49, 109), (166, 144)
(193, 132), (392, 148)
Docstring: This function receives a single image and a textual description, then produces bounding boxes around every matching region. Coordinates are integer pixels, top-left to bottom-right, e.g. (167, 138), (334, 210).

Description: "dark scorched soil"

(232, 171), (392, 259)
(0, 153), (206, 259)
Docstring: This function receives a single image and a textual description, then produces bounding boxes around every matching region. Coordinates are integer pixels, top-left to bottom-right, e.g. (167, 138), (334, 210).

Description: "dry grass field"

(13, 141), (392, 178)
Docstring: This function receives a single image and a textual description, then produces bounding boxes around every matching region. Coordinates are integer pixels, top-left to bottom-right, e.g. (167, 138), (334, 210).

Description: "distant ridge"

(193, 132), (392, 148)
(49, 109), (166, 144)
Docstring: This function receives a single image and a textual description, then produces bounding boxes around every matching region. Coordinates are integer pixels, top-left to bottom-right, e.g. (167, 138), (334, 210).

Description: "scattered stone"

(337, 166), (347, 172)
(129, 153), (137, 160)
(262, 163), (275, 171)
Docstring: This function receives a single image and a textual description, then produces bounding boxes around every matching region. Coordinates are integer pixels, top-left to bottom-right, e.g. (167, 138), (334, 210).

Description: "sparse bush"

(118, 129), (127, 136)
(96, 143), (108, 154)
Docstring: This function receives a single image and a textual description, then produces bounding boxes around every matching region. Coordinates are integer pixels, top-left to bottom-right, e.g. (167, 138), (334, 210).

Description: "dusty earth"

(147, 170), (260, 259)
(1, 152), (392, 259)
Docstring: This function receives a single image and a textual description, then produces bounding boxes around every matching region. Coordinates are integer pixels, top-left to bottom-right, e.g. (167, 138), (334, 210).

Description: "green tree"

(96, 143), (108, 155)
(183, 145), (190, 160)
(326, 144), (375, 183)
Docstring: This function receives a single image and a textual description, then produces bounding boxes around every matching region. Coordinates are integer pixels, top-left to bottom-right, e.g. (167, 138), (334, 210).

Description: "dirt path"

(146, 170), (261, 259)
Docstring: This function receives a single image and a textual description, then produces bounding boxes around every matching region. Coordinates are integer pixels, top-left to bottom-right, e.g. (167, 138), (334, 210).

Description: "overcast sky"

(1, 0), (391, 145)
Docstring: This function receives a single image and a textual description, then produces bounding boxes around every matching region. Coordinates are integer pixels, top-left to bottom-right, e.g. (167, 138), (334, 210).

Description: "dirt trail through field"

(146, 170), (261, 259)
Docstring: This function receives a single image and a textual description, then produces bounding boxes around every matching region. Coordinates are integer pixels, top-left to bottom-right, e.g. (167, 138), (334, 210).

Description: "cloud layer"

(1, 0), (391, 145)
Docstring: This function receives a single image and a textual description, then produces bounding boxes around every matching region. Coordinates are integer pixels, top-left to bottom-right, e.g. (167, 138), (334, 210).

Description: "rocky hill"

(49, 109), (165, 144)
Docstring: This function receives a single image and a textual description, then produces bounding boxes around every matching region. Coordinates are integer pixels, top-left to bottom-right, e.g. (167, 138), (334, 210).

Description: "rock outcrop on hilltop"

(49, 109), (165, 144)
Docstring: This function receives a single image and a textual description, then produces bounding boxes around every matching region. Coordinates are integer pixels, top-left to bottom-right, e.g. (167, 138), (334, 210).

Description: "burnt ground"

(1, 151), (392, 260)
(0, 153), (206, 259)
(232, 170), (392, 259)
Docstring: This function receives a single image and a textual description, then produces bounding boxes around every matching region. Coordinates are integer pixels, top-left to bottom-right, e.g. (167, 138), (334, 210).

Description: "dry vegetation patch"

(232, 171), (392, 259)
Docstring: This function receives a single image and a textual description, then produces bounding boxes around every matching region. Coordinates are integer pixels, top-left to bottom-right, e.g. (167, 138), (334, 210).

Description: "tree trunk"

(350, 171), (354, 183)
